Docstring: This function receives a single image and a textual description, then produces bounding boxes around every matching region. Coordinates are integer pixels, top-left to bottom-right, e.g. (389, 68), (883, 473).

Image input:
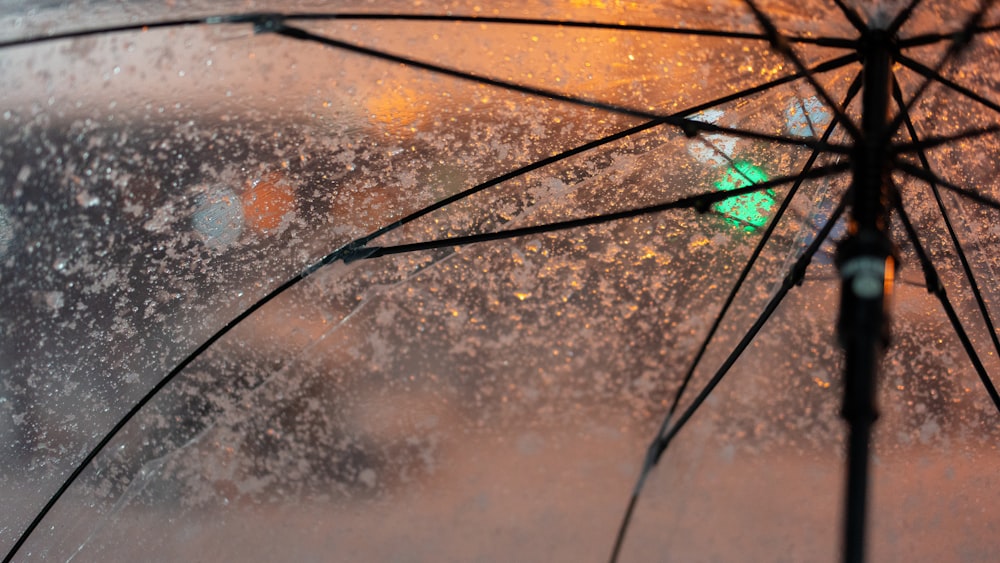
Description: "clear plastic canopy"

(1, 1), (999, 561)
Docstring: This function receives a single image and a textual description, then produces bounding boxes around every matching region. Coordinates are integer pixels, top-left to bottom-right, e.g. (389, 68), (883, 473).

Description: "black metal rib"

(672, 128), (763, 195)
(895, 159), (1000, 211)
(273, 23), (654, 121)
(831, 0), (867, 33)
(895, 53), (1000, 119)
(888, 0), (925, 36)
(694, 121), (850, 154)
(610, 73), (858, 562)
(278, 13), (859, 47)
(273, 22), (854, 154)
(656, 199), (846, 457)
(892, 125), (1000, 154)
(0, 17), (207, 50)
(3, 12), (859, 155)
(347, 164), (849, 261)
(899, 23), (1000, 48)
(891, 78), (1000, 412)
(609, 192), (849, 563)
(889, 181), (1000, 413)
(656, 71), (860, 461)
(886, 1), (994, 142)
(742, 0), (861, 140)
(797, 95), (820, 138)
(340, 51), (859, 262)
(0, 11), (859, 51)
(0, 268), (312, 563)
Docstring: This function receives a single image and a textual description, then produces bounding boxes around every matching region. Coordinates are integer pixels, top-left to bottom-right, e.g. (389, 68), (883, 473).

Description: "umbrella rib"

(276, 13), (859, 47)
(894, 159), (1000, 211)
(657, 71), (860, 453)
(797, 95), (820, 138)
(0, 17), (207, 49)
(609, 77), (860, 562)
(346, 164), (850, 261)
(5, 141), (653, 563)
(270, 21), (854, 155)
(347, 52), (858, 251)
(892, 124), (1000, 154)
(742, 0), (861, 140)
(0, 12), (859, 50)
(891, 79), (1000, 410)
(1, 271), (316, 563)
(895, 53), (1000, 120)
(2, 13), (859, 161)
(889, 180), (1000, 413)
(691, 121), (851, 153)
(899, 23), (1000, 48)
(272, 23), (656, 121)
(684, 130), (768, 191)
(693, 132), (788, 192)
(830, 0), (868, 33)
(887, 0), (926, 36)
(885, 0), (995, 143)
(609, 193), (850, 563)
(654, 54), (857, 116)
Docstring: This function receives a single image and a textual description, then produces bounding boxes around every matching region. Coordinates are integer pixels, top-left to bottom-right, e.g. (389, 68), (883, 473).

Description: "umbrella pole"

(836, 29), (895, 563)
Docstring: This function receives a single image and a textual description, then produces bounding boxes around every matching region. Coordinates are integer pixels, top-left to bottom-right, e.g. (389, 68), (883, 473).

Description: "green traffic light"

(712, 161), (774, 231)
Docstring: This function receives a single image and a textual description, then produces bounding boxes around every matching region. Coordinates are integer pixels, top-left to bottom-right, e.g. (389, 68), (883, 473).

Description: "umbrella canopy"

(2, 0), (999, 561)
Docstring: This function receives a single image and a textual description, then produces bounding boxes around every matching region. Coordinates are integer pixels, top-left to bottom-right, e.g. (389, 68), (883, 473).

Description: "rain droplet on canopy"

(0, 204), (13, 258)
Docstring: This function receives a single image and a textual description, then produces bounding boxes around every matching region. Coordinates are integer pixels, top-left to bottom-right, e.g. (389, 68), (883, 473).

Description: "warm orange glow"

(883, 255), (895, 302)
(365, 85), (427, 133)
(241, 171), (295, 232)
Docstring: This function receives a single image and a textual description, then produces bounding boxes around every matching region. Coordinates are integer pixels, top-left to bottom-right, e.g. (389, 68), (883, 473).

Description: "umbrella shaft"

(838, 255), (891, 562)
(837, 28), (897, 563)
(853, 29), (893, 229)
(844, 417), (874, 563)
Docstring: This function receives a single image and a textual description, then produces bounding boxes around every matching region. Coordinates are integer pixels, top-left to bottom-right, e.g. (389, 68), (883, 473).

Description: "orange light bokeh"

(241, 171), (295, 232)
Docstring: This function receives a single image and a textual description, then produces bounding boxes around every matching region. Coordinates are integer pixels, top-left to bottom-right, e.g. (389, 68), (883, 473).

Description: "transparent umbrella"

(1, 1), (999, 562)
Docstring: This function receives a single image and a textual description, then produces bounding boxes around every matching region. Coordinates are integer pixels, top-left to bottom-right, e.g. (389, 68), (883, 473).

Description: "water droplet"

(0, 205), (13, 257)
(75, 191), (100, 207)
(358, 468), (377, 488)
